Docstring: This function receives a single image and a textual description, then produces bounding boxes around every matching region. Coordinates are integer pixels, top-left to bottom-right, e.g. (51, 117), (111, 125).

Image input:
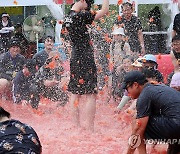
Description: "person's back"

(137, 84), (180, 120)
(0, 107), (41, 154)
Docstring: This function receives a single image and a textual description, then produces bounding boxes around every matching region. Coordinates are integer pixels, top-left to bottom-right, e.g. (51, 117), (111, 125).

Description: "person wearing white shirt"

(0, 13), (14, 53)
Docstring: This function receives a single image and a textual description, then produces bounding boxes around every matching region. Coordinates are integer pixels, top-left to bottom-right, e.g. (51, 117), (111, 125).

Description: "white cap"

(111, 27), (125, 36)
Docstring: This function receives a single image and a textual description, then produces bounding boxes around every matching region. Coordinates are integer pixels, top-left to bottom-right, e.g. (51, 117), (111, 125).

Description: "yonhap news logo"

(128, 134), (180, 149)
(128, 134), (141, 149)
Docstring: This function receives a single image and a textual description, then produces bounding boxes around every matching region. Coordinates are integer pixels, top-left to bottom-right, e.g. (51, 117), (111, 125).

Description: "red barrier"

(155, 54), (174, 83)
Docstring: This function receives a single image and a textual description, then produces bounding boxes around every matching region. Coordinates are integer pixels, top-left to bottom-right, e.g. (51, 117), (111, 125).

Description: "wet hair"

(142, 68), (164, 83)
(121, 2), (133, 10)
(44, 36), (55, 42)
(15, 23), (22, 29)
(0, 107), (10, 118)
(172, 34), (180, 42)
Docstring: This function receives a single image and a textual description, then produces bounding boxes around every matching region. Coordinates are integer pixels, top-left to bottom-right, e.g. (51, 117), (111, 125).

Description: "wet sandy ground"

(0, 92), (167, 154)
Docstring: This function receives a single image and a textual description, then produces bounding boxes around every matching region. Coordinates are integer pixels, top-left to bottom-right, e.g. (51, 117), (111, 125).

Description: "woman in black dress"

(64, 0), (109, 131)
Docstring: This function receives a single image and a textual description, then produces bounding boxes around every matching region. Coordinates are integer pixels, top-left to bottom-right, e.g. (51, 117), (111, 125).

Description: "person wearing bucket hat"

(0, 13), (14, 53)
(110, 27), (132, 72)
(0, 38), (25, 100)
(63, 0), (109, 131)
(123, 71), (180, 154)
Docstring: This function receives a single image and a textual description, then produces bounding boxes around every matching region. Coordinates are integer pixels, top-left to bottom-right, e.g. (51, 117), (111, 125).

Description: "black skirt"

(68, 44), (97, 95)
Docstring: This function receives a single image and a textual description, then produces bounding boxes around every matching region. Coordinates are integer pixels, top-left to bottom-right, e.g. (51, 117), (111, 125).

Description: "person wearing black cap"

(0, 38), (25, 100)
(0, 106), (42, 153)
(12, 59), (40, 109)
(0, 13), (14, 53)
(63, 0), (109, 131)
(122, 71), (180, 154)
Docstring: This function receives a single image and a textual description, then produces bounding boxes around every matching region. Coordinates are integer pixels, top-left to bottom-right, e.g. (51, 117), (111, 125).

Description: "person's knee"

(0, 79), (11, 92)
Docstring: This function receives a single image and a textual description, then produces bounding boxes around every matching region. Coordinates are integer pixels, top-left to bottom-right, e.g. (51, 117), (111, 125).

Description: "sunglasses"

(126, 82), (134, 90)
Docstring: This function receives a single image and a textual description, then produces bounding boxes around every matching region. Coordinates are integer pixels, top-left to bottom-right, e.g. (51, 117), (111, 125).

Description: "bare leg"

(0, 79), (11, 99)
(137, 142), (146, 154)
(85, 94), (96, 132)
(69, 93), (80, 127)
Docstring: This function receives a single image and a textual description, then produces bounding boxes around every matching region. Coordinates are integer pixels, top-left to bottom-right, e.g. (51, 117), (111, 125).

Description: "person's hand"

(114, 108), (122, 114)
(21, 100), (29, 106)
(116, 65), (123, 73)
(141, 46), (145, 56)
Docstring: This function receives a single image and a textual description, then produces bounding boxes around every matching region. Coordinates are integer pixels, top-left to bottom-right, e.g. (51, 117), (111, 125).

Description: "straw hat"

(111, 27), (125, 35)
(132, 57), (145, 67)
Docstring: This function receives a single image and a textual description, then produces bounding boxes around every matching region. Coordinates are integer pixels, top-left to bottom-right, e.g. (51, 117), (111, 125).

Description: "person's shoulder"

(0, 52), (7, 58)
(17, 54), (25, 59)
(0, 52), (10, 61)
(33, 50), (45, 58)
(141, 83), (155, 93)
(14, 70), (24, 78)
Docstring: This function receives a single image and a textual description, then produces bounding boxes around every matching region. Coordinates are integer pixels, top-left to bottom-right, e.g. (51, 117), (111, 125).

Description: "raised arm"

(94, 0), (109, 20)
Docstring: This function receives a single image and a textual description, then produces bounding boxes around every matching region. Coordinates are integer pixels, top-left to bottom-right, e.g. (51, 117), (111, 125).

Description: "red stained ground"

(0, 89), (167, 154)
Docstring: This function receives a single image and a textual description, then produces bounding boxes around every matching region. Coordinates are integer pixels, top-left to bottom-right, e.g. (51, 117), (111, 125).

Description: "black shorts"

(145, 116), (180, 140)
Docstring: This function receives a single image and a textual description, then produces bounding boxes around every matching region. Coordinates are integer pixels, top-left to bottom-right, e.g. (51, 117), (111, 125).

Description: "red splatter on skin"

(117, 15), (122, 22)
(74, 99), (79, 107)
(79, 79), (84, 84)
(96, 26), (102, 31)
(136, 120), (141, 127)
(117, 0), (123, 5)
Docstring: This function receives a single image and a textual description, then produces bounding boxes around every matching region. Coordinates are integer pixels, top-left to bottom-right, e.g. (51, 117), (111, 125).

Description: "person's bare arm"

(94, 0), (109, 20)
(172, 30), (176, 39)
(127, 116), (149, 154)
(138, 30), (145, 55)
(170, 50), (179, 72)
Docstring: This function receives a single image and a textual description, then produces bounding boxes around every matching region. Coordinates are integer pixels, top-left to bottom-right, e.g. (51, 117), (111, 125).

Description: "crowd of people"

(0, 0), (180, 153)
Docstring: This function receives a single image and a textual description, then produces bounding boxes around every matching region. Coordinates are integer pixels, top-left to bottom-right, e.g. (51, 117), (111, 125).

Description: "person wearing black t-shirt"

(114, 2), (145, 55)
(63, 0), (109, 131)
(172, 13), (180, 38)
(122, 71), (180, 154)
